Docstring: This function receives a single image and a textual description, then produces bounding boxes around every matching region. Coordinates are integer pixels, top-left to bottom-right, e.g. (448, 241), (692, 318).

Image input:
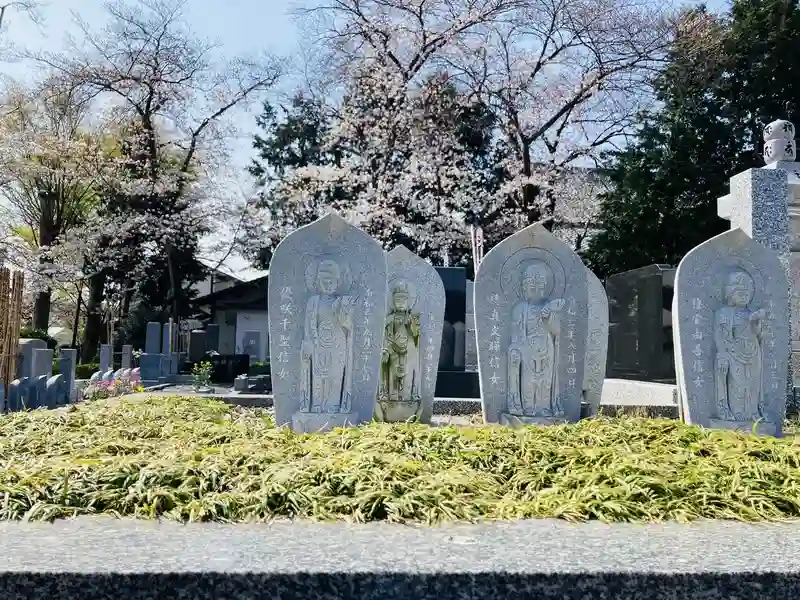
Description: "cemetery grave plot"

(2, 393), (800, 525)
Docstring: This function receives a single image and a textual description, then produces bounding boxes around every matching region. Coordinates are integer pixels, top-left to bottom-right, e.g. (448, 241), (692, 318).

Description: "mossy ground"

(1, 395), (800, 524)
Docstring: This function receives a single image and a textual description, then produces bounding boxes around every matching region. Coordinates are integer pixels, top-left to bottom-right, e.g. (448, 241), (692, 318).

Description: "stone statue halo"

(304, 256), (353, 294)
(711, 260), (766, 311)
(499, 247), (566, 301)
(388, 278), (418, 311)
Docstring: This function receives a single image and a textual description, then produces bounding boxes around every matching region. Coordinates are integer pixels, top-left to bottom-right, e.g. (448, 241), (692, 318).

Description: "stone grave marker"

(121, 345), (133, 370)
(268, 213), (387, 433)
(145, 322), (161, 354)
(31, 374), (49, 408)
(673, 228), (790, 436)
(375, 245), (445, 424)
(99, 344), (112, 374)
(46, 374), (66, 408)
(17, 339), (46, 380)
(7, 378), (28, 411)
(583, 268), (609, 415)
(189, 330), (206, 363)
(474, 222), (589, 426)
(206, 324), (220, 352)
(32, 348), (53, 380)
(59, 349), (77, 402)
(139, 354), (162, 383)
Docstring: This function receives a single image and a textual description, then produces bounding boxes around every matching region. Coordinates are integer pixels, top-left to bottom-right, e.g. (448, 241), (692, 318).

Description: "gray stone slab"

(121, 345), (133, 369)
(99, 344), (112, 373)
(16, 338), (46, 379)
(145, 321), (161, 354)
(674, 228), (790, 435)
(601, 379), (678, 407)
(139, 354), (162, 381)
(0, 519), (799, 600)
(206, 323), (220, 352)
(59, 349), (77, 402)
(31, 348), (53, 378)
(376, 245), (445, 424)
(474, 223), (589, 425)
(584, 268), (609, 415)
(268, 213), (387, 432)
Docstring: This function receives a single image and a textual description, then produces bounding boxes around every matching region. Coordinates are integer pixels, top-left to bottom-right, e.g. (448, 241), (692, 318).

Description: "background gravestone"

(188, 330), (207, 363)
(375, 245), (445, 424)
(59, 348), (77, 402)
(673, 228), (789, 436)
(16, 338), (46, 380)
(145, 322), (162, 354)
(605, 264), (676, 382)
(475, 223), (589, 425)
(99, 344), (113, 374)
(584, 268), (609, 415)
(268, 213), (387, 433)
(206, 324), (220, 353)
(121, 345), (133, 370)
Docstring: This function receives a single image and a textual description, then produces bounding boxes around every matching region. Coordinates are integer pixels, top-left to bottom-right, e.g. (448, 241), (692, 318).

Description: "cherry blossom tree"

(261, 0), (707, 261)
(31, 0), (281, 359)
(0, 77), (107, 331)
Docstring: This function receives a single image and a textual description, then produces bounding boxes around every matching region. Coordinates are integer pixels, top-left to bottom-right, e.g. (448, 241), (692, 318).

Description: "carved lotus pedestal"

(708, 419), (778, 436)
(291, 411), (358, 433)
(374, 398), (421, 422)
(499, 412), (568, 428)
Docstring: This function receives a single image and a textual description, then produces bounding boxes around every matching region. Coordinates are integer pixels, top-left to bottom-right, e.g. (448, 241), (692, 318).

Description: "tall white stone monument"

(673, 228), (790, 436)
(375, 245), (445, 424)
(474, 223), (589, 426)
(268, 213), (388, 433)
(717, 118), (794, 396)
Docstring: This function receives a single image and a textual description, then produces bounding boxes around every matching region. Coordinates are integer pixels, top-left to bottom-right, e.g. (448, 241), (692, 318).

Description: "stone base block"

(707, 419), (778, 436)
(435, 371), (479, 398)
(291, 412), (358, 433)
(375, 399), (421, 422)
(499, 412), (567, 427)
(601, 379), (678, 407)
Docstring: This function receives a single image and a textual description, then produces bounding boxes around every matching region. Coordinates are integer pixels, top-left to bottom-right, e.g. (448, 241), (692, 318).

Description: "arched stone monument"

(268, 213), (387, 433)
(673, 228), (790, 436)
(474, 223), (589, 426)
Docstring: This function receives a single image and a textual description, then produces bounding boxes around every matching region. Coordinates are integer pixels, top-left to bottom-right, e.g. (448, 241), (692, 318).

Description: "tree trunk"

(33, 216), (57, 331)
(166, 243), (179, 323)
(32, 290), (52, 331)
(81, 271), (106, 363)
(521, 139), (541, 224)
(71, 281), (83, 348)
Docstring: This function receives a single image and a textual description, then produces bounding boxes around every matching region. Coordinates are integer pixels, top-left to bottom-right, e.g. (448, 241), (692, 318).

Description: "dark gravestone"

(188, 330), (207, 363)
(434, 267), (478, 397)
(605, 264), (676, 382)
(206, 324), (220, 353)
(434, 267), (466, 371)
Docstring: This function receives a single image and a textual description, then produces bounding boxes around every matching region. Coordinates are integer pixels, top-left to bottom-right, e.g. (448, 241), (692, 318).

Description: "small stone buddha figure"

(507, 261), (565, 417)
(714, 269), (766, 421)
(379, 280), (422, 405)
(300, 259), (356, 414)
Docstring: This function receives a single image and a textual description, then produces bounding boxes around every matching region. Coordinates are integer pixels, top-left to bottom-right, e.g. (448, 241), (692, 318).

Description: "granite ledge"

(0, 572), (796, 600)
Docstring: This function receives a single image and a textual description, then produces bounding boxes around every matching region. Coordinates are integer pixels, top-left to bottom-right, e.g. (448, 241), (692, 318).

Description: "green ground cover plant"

(1, 395), (800, 524)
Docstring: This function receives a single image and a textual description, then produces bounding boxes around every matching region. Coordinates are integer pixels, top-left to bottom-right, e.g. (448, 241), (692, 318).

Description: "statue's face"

(725, 270), (755, 308)
(393, 289), (409, 311)
(317, 261), (340, 294)
(522, 264), (549, 301)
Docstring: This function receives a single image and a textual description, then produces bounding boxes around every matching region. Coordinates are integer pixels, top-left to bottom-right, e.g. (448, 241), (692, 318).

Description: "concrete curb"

(0, 518), (798, 598)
